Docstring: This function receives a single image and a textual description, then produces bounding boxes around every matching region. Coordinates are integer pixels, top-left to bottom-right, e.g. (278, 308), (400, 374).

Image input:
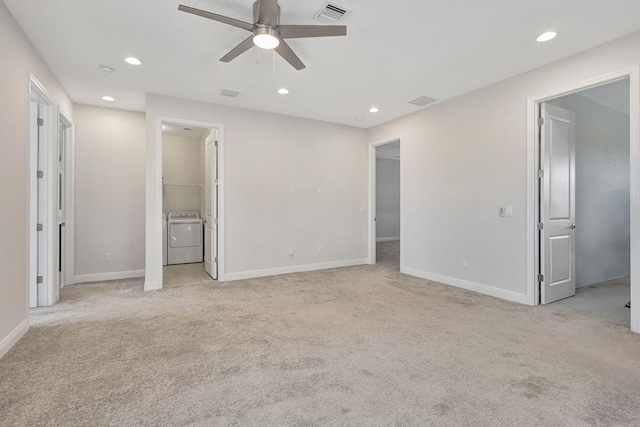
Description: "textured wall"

(74, 105), (145, 277)
(376, 158), (401, 240)
(0, 2), (72, 354)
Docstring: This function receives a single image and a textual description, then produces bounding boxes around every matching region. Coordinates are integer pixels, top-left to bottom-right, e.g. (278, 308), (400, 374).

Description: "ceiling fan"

(178, 0), (347, 70)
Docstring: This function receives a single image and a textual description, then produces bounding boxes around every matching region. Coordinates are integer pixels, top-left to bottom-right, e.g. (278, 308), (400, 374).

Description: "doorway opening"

(529, 68), (640, 332)
(29, 76), (57, 308)
(57, 110), (73, 292)
(160, 121), (221, 288)
(369, 138), (402, 268)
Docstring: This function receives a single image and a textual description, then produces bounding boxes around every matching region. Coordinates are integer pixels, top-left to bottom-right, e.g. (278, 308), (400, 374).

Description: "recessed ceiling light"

(101, 95), (115, 102)
(183, 127), (192, 131)
(536, 31), (557, 42)
(99, 65), (114, 74)
(369, 107), (379, 113)
(125, 57), (142, 65)
(278, 88), (290, 95)
(355, 117), (363, 121)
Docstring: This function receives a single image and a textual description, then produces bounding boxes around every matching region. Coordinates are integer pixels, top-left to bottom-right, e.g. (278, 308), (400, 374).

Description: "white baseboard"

(225, 259), (368, 281)
(401, 266), (530, 305)
(377, 236), (400, 242)
(576, 274), (630, 288)
(144, 280), (161, 291)
(0, 318), (29, 359)
(73, 269), (145, 284)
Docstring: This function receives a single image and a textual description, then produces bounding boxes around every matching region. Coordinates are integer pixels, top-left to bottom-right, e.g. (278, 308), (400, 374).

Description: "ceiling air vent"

(220, 89), (240, 98)
(408, 96), (437, 107)
(315, 2), (351, 23)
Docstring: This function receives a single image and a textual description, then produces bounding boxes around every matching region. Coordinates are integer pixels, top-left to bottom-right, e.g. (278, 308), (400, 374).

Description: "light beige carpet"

(1, 241), (639, 426)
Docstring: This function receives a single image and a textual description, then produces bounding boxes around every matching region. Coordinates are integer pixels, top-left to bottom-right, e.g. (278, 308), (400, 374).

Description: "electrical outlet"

(289, 248), (294, 256)
(317, 245), (323, 253)
(318, 187), (323, 195)
(105, 253), (111, 262)
(461, 258), (467, 268)
(289, 187), (294, 194)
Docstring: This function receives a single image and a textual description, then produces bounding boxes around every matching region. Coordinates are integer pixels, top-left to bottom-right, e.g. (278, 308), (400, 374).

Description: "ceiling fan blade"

(220, 36), (255, 62)
(278, 25), (347, 39)
(275, 40), (306, 70)
(255, 0), (279, 26)
(178, 5), (254, 32)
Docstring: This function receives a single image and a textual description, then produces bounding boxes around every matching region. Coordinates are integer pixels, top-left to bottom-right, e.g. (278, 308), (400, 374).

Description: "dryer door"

(170, 223), (201, 248)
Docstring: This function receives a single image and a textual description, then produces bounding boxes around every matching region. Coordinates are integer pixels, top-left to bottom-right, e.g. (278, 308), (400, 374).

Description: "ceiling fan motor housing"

(253, 1), (280, 26)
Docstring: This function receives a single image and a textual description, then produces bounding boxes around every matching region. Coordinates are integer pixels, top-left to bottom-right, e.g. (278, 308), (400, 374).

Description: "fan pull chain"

(273, 50), (276, 78)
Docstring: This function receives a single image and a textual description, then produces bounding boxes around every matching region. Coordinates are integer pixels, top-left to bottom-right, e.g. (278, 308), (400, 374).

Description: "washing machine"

(167, 211), (203, 265)
(162, 212), (167, 266)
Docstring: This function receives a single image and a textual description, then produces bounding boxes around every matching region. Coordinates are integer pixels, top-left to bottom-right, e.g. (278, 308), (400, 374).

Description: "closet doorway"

(368, 138), (402, 268)
(160, 121), (221, 287)
(528, 67), (640, 332)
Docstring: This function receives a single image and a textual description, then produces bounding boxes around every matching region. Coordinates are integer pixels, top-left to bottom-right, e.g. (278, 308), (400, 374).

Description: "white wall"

(145, 94), (369, 287)
(74, 105), (146, 280)
(549, 93), (630, 287)
(376, 158), (401, 240)
(0, 1), (73, 357)
(162, 134), (202, 215)
(367, 30), (640, 304)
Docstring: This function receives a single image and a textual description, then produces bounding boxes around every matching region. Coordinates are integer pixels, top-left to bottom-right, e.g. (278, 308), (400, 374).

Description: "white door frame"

(526, 66), (640, 333)
(58, 108), (74, 288)
(150, 116), (224, 290)
(28, 74), (58, 307)
(368, 136), (402, 265)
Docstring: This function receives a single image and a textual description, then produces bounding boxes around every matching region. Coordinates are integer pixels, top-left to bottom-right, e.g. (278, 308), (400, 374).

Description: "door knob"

(569, 223), (577, 229)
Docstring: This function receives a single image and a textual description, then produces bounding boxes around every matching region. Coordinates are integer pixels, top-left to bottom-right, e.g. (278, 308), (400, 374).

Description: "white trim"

(402, 266), (530, 305)
(73, 269), (145, 284)
(58, 108), (75, 289)
(28, 75), (57, 308)
(224, 259), (368, 281)
(146, 117), (224, 292)
(526, 66), (640, 332)
(368, 136), (402, 266)
(377, 236), (400, 242)
(0, 319), (29, 360)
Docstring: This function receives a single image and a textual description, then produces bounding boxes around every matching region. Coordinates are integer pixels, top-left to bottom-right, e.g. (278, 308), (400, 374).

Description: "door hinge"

(37, 223), (43, 231)
(538, 170), (544, 178)
(214, 179), (219, 185)
(215, 141), (218, 147)
(214, 218), (218, 225)
(538, 117), (544, 126)
(36, 275), (43, 284)
(538, 274), (544, 282)
(37, 118), (44, 127)
(214, 256), (218, 263)
(37, 170), (44, 179)
(538, 222), (544, 230)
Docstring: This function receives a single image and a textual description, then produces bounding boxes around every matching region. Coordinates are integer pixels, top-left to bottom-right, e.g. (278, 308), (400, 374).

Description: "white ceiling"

(5, 0), (640, 128)
(577, 78), (630, 115)
(162, 123), (208, 140)
(376, 141), (400, 160)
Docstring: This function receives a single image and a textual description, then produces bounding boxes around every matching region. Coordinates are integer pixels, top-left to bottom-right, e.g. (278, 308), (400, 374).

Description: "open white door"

(29, 102), (39, 308)
(204, 131), (218, 279)
(540, 103), (576, 303)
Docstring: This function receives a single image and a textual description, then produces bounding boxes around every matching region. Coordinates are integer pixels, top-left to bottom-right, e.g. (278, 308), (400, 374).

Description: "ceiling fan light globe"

(253, 27), (280, 49)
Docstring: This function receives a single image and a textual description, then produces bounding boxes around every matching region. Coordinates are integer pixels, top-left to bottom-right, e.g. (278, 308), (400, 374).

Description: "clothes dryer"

(167, 211), (203, 264)
(162, 212), (167, 266)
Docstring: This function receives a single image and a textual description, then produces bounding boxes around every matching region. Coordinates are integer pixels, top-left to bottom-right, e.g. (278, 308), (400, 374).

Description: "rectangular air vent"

(220, 89), (240, 98)
(408, 96), (437, 107)
(315, 2), (351, 23)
